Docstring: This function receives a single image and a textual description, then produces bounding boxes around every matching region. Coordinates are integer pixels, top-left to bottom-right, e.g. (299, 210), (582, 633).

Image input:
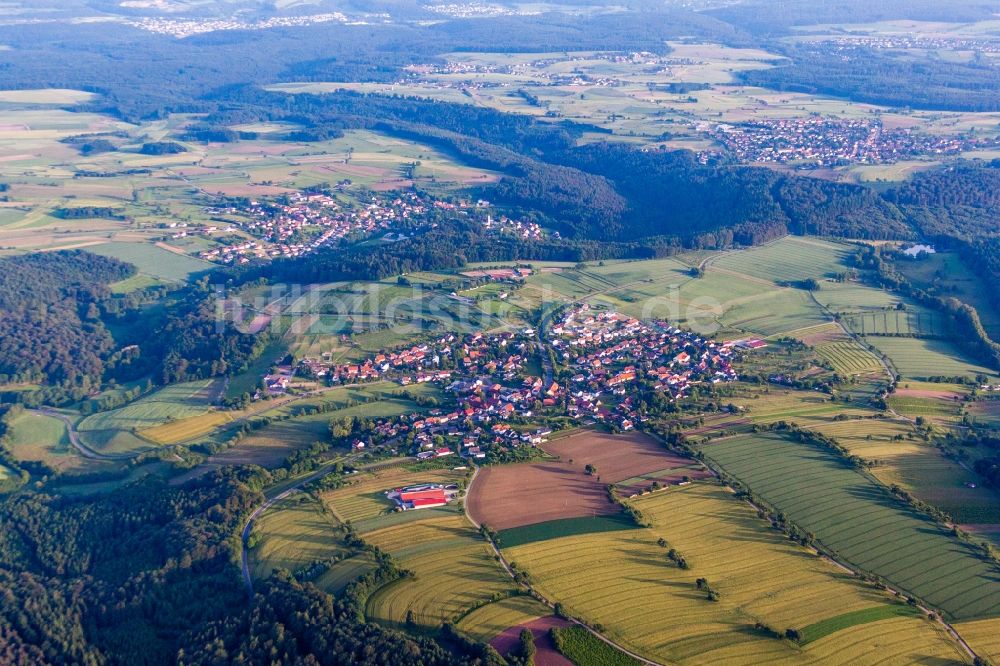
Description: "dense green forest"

(740, 44), (1000, 112)
(0, 252), (133, 397)
(0, 469), (489, 665)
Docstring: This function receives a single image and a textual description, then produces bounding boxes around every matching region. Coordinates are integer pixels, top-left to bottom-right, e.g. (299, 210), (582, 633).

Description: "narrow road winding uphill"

(240, 452), (413, 596)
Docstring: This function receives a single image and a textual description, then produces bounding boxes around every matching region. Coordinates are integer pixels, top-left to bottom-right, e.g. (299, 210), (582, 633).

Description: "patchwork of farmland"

(726, 390), (877, 428)
(812, 418), (1000, 525)
(842, 309), (948, 337)
(502, 482), (965, 664)
(363, 513), (514, 628)
(76, 379), (222, 454)
(457, 595), (551, 643)
(711, 237), (852, 284)
(468, 430), (689, 531)
(864, 337), (997, 380)
(697, 432), (1000, 621)
(250, 494), (376, 595)
(815, 340), (884, 375)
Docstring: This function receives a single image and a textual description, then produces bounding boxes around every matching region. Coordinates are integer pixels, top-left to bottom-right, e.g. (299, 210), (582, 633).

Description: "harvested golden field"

(363, 513), (514, 628)
(954, 618), (1000, 664)
(457, 595), (551, 643)
(139, 411), (232, 444)
(502, 482), (966, 664)
(249, 494), (375, 595)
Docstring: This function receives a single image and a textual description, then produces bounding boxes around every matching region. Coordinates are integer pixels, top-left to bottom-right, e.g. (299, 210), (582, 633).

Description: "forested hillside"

(0, 251), (133, 397)
(0, 470), (485, 665)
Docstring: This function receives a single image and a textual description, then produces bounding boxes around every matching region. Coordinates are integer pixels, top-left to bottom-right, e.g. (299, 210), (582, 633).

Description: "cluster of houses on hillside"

(482, 214), (543, 240)
(423, 3), (528, 18)
(706, 117), (1000, 165)
(126, 12), (348, 39)
(293, 330), (533, 390)
(200, 192), (430, 264)
(198, 190), (548, 265)
(272, 305), (752, 460)
(829, 36), (1000, 55)
(551, 307), (740, 429)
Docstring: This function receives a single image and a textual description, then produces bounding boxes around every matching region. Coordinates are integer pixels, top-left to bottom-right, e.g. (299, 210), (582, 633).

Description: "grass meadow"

(76, 379), (220, 453)
(864, 337), (997, 380)
(85, 242), (212, 282)
(5, 410), (84, 472)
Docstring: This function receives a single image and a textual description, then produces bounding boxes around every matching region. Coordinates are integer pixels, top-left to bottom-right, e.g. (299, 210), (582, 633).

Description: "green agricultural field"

(719, 288), (828, 337)
(864, 337), (997, 380)
(813, 282), (901, 311)
(109, 273), (168, 294)
(842, 309), (948, 337)
(551, 626), (643, 666)
(810, 418), (1000, 525)
(4, 410), (87, 472)
(86, 242), (212, 283)
(710, 237), (852, 284)
(364, 513), (515, 628)
(503, 482), (965, 663)
(797, 604), (922, 644)
(816, 340), (884, 375)
(697, 432), (1000, 621)
(497, 514), (637, 549)
(76, 379), (221, 453)
(457, 595), (551, 643)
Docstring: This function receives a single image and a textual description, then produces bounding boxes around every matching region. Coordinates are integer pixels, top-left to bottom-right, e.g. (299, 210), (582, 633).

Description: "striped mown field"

(501, 482), (965, 664)
(698, 433), (1000, 621)
(363, 513), (514, 628)
(250, 494), (376, 595)
(457, 595), (551, 643)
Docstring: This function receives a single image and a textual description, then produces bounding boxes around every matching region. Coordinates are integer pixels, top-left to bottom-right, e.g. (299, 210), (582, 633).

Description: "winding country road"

(240, 455), (361, 596)
(34, 407), (139, 461)
(240, 452), (413, 596)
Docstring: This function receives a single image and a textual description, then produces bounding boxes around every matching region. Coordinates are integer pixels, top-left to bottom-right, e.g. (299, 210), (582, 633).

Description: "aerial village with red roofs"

(260, 304), (763, 510)
(192, 189), (543, 266)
